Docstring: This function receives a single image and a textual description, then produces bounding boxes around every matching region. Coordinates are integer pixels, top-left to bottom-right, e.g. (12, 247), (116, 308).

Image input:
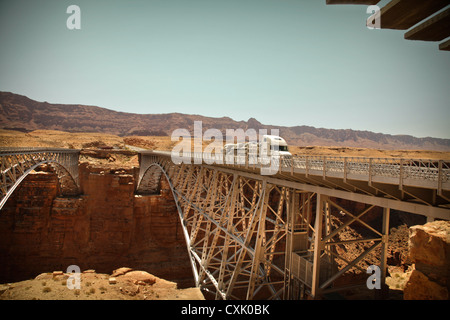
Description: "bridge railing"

(150, 150), (450, 191)
(292, 155), (449, 190)
(1, 148), (81, 209)
(0, 147), (80, 155)
(0, 148), (80, 179)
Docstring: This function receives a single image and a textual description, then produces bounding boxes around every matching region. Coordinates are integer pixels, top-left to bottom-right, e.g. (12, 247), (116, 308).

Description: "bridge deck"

(145, 150), (450, 190)
(142, 150), (450, 219)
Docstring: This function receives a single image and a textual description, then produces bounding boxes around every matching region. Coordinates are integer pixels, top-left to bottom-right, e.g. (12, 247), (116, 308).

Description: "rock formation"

(403, 220), (450, 300)
(2, 91), (450, 151)
(0, 164), (194, 288)
(0, 267), (204, 300)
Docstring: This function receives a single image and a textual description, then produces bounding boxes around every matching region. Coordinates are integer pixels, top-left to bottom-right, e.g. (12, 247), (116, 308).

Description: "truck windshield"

(270, 145), (289, 151)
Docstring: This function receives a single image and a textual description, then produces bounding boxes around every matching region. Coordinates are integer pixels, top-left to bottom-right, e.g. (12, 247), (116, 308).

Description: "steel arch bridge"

(137, 151), (450, 300)
(0, 148), (80, 210)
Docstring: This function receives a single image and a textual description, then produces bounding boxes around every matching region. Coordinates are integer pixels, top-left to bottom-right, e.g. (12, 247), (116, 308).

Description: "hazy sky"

(0, 0), (449, 139)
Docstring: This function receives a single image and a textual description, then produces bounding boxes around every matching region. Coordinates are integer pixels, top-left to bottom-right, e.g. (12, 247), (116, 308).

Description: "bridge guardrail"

(149, 150), (450, 191)
(0, 147), (80, 156)
(0, 148), (81, 210)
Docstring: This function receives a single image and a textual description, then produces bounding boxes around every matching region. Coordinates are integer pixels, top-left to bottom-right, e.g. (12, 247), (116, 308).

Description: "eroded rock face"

(116, 270), (156, 285)
(0, 165), (194, 288)
(409, 221), (450, 268)
(404, 220), (450, 300)
(0, 267), (204, 300)
(403, 269), (448, 300)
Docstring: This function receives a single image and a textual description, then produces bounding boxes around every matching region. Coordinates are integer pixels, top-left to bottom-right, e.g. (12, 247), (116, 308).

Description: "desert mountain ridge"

(1, 91), (449, 151)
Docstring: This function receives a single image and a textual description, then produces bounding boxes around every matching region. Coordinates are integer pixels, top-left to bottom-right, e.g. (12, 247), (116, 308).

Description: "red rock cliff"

(0, 164), (194, 288)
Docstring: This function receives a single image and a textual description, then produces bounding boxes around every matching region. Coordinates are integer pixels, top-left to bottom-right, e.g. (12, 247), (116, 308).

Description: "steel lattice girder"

(138, 157), (289, 299)
(0, 148), (80, 210)
(176, 168), (288, 299)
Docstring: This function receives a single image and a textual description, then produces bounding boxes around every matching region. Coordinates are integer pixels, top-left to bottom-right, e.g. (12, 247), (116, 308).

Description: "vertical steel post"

(380, 207), (390, 298)
(246, 183), (271, 300)
(283, 188), (296, 299)
(311, 193), (325, 298)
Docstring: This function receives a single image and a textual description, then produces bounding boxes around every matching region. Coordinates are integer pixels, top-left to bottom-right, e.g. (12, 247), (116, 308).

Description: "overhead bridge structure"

(0, 148), (80, 210)
(327, 0), (450, 52)
(137, 151), (450, 300)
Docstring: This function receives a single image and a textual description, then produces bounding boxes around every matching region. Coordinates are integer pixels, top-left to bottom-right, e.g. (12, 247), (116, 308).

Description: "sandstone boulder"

(83, 269), (96, 274)
(403, 269), (448, 300)
(35, 273), (53, 281)
(117, 270), (157, 285)
(111, 267), (133, 277)
(409, 220), (450, 268)
(404, 220), (450, 300)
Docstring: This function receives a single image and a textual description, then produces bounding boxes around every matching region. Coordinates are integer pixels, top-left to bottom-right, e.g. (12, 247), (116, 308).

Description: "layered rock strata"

(0, 165), (193, 288)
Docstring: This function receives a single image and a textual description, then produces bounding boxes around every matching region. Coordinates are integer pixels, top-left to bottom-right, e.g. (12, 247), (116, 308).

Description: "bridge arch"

(0, 148), (80, 210)
(136, 160), (200, 284)
(137, 154), (293, 299)
(136, 164), (165, 195)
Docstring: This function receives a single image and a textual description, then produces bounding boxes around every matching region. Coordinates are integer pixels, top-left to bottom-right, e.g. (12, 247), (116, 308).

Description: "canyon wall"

(0, 164), (194, 288)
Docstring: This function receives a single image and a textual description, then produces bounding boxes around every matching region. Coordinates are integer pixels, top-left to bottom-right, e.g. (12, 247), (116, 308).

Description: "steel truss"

(285, 193), (391, 299)
(139, 155), (289, 299)
(137, 152), (449, 299)
(0, 148), (80, 210)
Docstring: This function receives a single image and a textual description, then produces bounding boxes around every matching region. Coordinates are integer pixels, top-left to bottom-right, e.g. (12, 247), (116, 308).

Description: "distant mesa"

(126, 129), (167, 137)
(0, 91), (449, 151)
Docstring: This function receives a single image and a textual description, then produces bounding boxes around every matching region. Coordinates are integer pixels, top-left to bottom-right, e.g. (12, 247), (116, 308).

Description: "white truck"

(258, 135), (291, 158)
(223, 135), (292, 158)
